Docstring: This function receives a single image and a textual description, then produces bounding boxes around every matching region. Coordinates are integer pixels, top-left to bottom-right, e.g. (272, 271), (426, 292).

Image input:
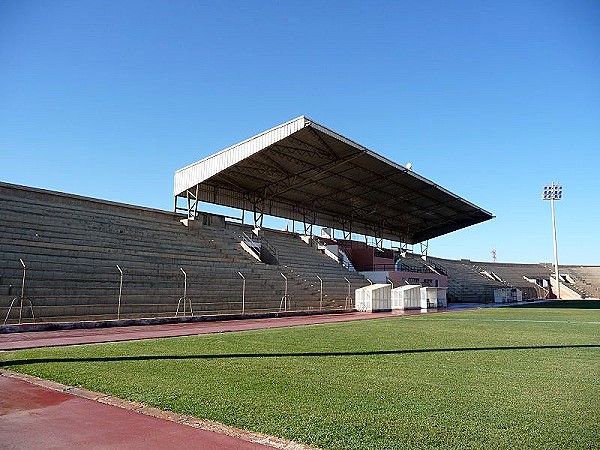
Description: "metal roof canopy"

(174, 116), (493, 244)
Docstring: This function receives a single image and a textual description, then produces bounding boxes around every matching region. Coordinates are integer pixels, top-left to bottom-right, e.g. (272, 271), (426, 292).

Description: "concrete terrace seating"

(427, 257), (505, 302)
(397, 252), (444, 274)
(5, 182), (595, 321)
(249, 227), (368, 307)
(559, 265), (600, 299)
(427, 257), (600, 302)
(471, 262), (600, 299)
(0, 183), (364, 323)
(467, 261), (552, 300)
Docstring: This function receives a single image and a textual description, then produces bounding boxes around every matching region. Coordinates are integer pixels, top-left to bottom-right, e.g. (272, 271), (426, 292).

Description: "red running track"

(0, 310), (450, 449)
(0, 375), (275, 450)
(0, 311), (411, 351)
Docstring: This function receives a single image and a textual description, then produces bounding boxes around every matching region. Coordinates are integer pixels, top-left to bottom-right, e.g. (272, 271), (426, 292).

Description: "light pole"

(542, 182), (562, 299)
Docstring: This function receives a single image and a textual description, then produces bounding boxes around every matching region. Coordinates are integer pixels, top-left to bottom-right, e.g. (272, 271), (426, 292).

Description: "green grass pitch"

(2, 303), (599, 449)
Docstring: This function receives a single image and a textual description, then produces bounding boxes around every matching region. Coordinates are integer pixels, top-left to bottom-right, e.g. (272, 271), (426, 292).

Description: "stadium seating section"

(1, 183), (598, 323)
(0, 184), (366, 322)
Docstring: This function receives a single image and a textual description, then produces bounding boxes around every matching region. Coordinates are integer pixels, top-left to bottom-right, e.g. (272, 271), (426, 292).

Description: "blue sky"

(1, 1), (599, 264)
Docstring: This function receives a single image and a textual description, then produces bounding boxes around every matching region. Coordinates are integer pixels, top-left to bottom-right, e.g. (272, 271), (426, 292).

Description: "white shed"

(355, 284), (392, 312)
(494, 288), (522, 303)
(420, 287), (448, 309)
(391, 285), (421, 310)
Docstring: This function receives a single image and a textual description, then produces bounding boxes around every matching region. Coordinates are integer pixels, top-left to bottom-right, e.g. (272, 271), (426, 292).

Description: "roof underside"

(174, 116), (493, 244)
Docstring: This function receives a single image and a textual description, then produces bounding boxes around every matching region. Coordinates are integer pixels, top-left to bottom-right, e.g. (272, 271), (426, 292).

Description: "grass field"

(1, 304), (599, 449)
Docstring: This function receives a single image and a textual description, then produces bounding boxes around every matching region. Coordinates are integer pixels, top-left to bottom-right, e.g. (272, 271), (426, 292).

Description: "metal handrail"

(242, 231), (278, 259)
(354, 262), (440, 274)
(241, 231), (258, 250)
(262, 237), (278, 258)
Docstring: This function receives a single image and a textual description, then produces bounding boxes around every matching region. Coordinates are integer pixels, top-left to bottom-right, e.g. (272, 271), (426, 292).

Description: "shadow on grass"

(513, 300), (600, 309)
(1, 344), (599, 367)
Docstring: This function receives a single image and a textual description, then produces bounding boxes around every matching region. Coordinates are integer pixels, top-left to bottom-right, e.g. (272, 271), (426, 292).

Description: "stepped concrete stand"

(0, 183), (367, 323)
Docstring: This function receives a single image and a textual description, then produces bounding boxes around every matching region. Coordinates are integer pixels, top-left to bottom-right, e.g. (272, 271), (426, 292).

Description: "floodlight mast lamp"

(542, 182), (563, 299)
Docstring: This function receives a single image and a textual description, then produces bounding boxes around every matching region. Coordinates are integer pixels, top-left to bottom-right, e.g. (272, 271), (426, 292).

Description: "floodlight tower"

(542, 182), (562, 299)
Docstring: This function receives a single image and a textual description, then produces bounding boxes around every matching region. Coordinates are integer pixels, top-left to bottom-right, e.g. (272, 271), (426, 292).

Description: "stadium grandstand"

(1, 116), (598, 323)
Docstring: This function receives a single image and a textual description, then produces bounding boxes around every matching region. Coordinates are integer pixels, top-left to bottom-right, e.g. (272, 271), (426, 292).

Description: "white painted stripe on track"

(407, 317), (600, 324)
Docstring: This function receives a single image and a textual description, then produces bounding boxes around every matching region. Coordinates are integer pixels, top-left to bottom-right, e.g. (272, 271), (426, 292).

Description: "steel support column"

(420, 240), (429, 260)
